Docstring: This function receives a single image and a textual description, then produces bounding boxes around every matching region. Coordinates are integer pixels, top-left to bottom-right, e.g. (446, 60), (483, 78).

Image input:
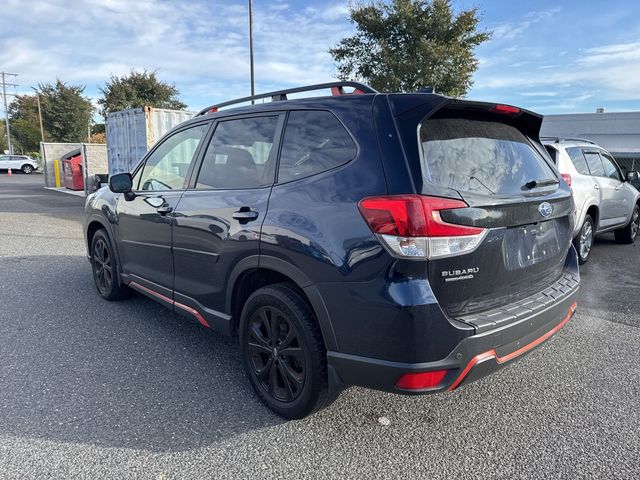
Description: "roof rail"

(196, 81), (378, 116)
(540, 136), (597, 145)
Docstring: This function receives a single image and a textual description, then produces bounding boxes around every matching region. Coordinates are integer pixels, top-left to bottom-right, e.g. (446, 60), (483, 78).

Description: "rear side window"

(418, 119), (556, 196)
(566, 147), (590, 175)
(601, 153), (622, 181)
(195, 116), (279, 189)
(277, 111), (356, 183)
(584, 152), (605, 177)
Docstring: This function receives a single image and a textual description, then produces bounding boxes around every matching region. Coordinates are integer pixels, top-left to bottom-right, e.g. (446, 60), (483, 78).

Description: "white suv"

(543, 137), (640, 264)
(0, 155), (39, 174)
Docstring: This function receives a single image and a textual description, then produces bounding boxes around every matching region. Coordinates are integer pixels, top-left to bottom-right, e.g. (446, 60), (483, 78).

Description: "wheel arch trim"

(227, 255), (339, 350)
(85, 215), (125, 287)
(580, 202), (599, 231)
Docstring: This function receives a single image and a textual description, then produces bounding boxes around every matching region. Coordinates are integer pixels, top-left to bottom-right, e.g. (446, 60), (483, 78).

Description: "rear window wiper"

(522, 178), (559, 190)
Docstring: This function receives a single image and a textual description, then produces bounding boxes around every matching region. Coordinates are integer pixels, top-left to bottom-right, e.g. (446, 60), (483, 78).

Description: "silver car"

(543, 137), (640, 264)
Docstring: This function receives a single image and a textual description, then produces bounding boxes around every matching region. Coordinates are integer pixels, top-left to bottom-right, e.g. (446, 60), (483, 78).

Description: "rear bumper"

(327, 288), (578, 394)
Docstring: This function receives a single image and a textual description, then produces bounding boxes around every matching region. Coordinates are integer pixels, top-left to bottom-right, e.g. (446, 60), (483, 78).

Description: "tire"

(21, 164), (34, 174)
(239, 284), (333, 419)
(90, 229), (129, 300)
(614, 204), (640, 244)
(573, 215), (594, 265)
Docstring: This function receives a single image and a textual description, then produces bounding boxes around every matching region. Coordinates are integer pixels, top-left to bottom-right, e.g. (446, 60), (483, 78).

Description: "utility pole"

(249, 0), (255, 100)
(35, 91), (45, 142)
(1, 72), (19, 154)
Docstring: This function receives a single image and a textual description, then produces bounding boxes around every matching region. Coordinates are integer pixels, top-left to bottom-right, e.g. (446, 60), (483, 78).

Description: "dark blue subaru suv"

(85, 82), (579, 419)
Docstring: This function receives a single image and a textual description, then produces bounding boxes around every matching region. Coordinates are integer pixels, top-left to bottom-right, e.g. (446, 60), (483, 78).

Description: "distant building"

(540, 109), (640, 174)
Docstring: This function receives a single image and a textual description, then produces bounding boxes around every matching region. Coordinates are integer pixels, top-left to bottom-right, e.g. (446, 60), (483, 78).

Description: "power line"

(1, 72), (19, 154)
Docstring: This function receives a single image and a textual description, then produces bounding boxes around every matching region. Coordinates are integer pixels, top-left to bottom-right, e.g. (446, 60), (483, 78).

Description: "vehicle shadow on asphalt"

(0, 255), (284, 452)
(577, 234), (639, 327)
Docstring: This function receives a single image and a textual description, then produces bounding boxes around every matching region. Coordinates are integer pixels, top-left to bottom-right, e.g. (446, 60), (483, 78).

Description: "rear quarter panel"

(260, 99), (389, 284)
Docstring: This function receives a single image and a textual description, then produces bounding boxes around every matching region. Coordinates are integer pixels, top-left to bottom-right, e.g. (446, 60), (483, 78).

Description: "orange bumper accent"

(129, 281), (210, 328)
(448, 301), (577, 391)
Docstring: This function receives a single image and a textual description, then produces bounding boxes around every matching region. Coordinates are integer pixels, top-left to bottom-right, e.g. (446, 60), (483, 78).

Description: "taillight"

(396, 370), (448, 390)
(561, 173), (572, 187)
(358, 195), (487, 259)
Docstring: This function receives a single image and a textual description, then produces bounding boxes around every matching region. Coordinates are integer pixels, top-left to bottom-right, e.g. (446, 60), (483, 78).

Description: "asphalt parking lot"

(0, 174), (638, 479)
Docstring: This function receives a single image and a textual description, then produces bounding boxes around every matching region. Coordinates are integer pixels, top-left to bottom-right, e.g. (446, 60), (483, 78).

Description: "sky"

(1, 0), (640, 115)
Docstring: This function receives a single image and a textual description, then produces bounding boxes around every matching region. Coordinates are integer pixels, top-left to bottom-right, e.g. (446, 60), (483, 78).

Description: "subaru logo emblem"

(538, 202), (553, 218)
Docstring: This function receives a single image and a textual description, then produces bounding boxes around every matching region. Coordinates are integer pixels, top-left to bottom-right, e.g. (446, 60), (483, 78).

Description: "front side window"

(138, 124), (208, 191)
(419, 118), (556, 196)
(566, 147), (590, 175)
(195, 116), (279, 189)
(600, 153), (622, 181)
(584, 151), (605, 177)
(278, 111), (357, 183)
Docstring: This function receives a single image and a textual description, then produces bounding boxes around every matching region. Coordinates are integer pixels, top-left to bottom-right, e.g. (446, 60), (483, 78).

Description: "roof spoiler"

(390, 95), (544, 140)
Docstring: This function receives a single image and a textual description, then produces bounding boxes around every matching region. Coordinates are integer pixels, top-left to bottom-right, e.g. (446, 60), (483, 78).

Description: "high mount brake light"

(490, 104), (521, 115)
(358, 195), (487, 259)
(561, 173), (572, 187)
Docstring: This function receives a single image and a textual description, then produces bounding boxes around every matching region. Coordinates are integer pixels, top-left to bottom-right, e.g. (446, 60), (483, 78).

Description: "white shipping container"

(106, 106), (196, 175)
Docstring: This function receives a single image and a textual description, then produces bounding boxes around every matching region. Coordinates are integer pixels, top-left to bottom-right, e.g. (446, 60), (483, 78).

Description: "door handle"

(157, 205), (173, 216)
(233, 208), (259, 221)
(615, 185), (622, 191)
(593, 184), (600, 190)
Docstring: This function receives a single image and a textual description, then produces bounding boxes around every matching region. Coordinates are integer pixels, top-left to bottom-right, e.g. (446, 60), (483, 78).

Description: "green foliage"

(89, 131), (106, 144)
(98, 70), (187, 117)
(8, 94), (46, 152)
(37, 80), (94, 143)
(0, 119), (7, 153)
(91, 123), (106, 135)
(10, 119), (42, 153)
(329, 0), (491, 96)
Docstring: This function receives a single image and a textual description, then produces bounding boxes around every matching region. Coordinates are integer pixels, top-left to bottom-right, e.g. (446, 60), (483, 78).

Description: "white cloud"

(520, 92), (559, 97)
(472, 1), (640, 113)
(475, 40), (640, 99)
(0, 0), (353, 109)
(490, 7), (561, 41)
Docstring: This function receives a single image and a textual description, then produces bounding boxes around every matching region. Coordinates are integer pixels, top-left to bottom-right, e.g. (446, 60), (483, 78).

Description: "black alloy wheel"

(247, 305), (306, 402)
(93, 237), (113, 295)
(239, 284), (336, 419)
(90, 229), (129, 300)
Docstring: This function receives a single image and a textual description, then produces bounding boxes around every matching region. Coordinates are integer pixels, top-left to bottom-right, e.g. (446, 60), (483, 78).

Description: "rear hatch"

(391, 97), (574, 319)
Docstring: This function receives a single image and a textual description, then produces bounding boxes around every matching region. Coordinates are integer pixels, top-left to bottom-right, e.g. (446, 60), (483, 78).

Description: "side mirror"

(627, 171), (639, 183)
(109, 173), (134, 197)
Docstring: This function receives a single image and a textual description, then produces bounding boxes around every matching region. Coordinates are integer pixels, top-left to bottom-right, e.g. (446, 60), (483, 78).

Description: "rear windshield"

(419, 118), (556, 196)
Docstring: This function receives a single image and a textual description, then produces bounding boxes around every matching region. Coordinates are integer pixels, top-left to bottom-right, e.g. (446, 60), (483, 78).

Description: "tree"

(89, 132), (106, 144)
(98, 70), (187, 117)
(8, 94), (46, 152)
(0, 119), (7, 153)
(329, 0), (491, 96)
(37, 80), (93, 143)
